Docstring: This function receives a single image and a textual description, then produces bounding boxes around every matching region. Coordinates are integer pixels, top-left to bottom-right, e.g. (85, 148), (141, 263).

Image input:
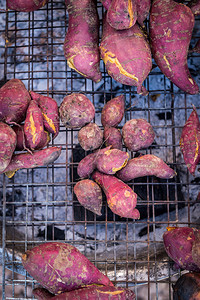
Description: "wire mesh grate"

(0, 0), (200, 299)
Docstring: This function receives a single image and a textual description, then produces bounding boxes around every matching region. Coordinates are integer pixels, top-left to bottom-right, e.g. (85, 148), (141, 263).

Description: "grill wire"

(0, 0), (200, 299)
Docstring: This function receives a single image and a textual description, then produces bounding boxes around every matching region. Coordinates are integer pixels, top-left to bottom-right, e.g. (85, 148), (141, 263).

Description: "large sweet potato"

(173, 272), (200, 300)
(0, 122), (16, 173)
(22, 242), (113, 294)
(101, 95), (125, 127)
(7, 0), (48, 11)
(64, 0), (102, 82)
(150, 0), (199, 94)
(100, 18), (152, 95)
(92, 170), (140, 219)
(0, 79), (31, 125)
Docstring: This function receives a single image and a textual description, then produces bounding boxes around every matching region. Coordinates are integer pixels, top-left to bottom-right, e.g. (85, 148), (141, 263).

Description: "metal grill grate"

(0, 1), (200, 299)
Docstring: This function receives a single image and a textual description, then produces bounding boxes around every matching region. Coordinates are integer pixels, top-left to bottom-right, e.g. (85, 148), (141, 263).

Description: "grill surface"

(0, 1), (200, 299)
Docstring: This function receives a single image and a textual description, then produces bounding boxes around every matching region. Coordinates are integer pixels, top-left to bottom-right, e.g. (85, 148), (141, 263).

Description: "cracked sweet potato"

(64, 0), (102, 82)
(78, 123), (103, 151)
(59, 93), (95, 129)
(0, 79), (31, 125)
(122, 119), (155, 151)
(173, 272), (200, 300)
(92, 170), (140, 219)
(136, 0), (151, 27)
(7, 0), (48, 11)
(180, 106), (200, 175)
(117, 154), (176, 181)
(101, 95), (125, 127)
(0, 122), (16, 173)
(1, 146), (61, 178)
(74, 179), (102, 215)
(150, 0), (199, 94)
(22, 242), (113, 294)
(188, 0), (200, 15)
(30, 91), (59, 139)
(104, 126), (123, 150)
(100, 18), (152, 95)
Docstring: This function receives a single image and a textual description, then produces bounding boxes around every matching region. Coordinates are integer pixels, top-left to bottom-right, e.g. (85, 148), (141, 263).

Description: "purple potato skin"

(173, 272), (200, 300)
(100, 17), (152, 96)
(78, 123), (103, 151)
(150, 0), (199, 94)
(117, 154), (176, 181)
(64, 0), (102, 82)
(33, 285), (136, 300)
(188, 0), (200, 15)
(100, 0), (112, 10)
(59, 93), (95, 129)
(0, 122), (16, 172)
(122, 119), (155, 151)
(0, 79), (31, 124)
(7, 0), (48, 11)
(104, 126), (123, 150)
(163, 227), (200, 272)
(136, 0), (151, 27)
(101, 95), (125, 127)
(22, 242), (113, 295)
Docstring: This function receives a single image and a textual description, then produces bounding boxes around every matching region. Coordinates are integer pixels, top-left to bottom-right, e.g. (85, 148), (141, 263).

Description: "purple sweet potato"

(22, 242), (113, 294)
(104, 126), (123, 150)
(59, 93), (95, 129)
(33, 285), (136, 300)
(117, 154), (176, 181)
(163, 227), (200, 272)
(96, 148), (129, 174)
(122, 119), (155, 151)
(193, 38), (200, 53)
(107, 0), (137, 30)
(150, 0), (199, 94)
(92, 170), (140, 219)
(100, 0), (112, 10)
(188, 0), (200, 15)
(78, 123), (103, 151)
(101, 95), (125, 127)
(0, 79), (31, 125)
(64, 0), (102, 82)
(100, 18), (152, 96)
(173, 272), (200, 300)
(2, 146), (61, 178)
(179, 106), (200, 175)
(136, 0), (151, 27)
(0, 122), (16, 172)
(7, 0), (48, 11)
(74, 179), (102, 215)
(30, 91), (59, 139)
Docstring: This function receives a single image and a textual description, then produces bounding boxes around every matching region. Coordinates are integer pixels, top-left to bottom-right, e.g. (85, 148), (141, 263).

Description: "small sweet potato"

(163, 227), (200, 272)
(7, 0), (48, 11)
(180, 106), (200, 175)
(59, 93), (95, 129)
(74, 179), (102, 215)
(188, 0), (200, 15)
(64, 0), (102, 82)
(117, 154), (176, 181)
(96, 148), (129, 174)
(0, 122), (16, 172)
(173, 272), (200, 300)
(33, 285), (136, 300)
(1, 146), (61, 178)
(92, 170), (140, 219)
(104, 126), (123, 150)
(122, 119), (155, 151)
(22, 242), (113, 294)
(101, 95), (125, 127)
(30, 91), (59, 139)
(150, 0), (199, 94)
(100, 0), (112, 10)
(78, 123), (103, 151)
(136, 0), (151, 27)
(0, 79), (31, 125)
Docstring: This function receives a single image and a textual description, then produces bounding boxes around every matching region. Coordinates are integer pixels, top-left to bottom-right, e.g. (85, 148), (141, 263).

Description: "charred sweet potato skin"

(173, 272), (200, 300)
(101, 95), (125, 127)
(104, 126), (123, 150)
(22, 242), (113, 294)
(7, 0), (48, 11)
(0, 122), (16, 172)
(78, 123), (103, 151)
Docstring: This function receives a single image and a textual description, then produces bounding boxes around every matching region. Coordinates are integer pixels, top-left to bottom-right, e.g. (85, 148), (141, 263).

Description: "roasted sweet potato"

(59, 93), (95, 129)
(0, 79), (31, 125)
(150, 0), (199, 94)
(122, 119), (155, 151)
(74, 179), (102, 215)
(163, 227), (200, 272)
(100, 0), (112, 10)
(78, 123), (103, 151)
(136, 0), (151, 27)
(92, 170), (140, 219)
(7, 0), (48, 11)
(101, 95), (125, 127)
(22, 242), (113, 294)
(104, 126), (123, 150)
(173, 272), (200, 300)
(33, 285), (136, 300)
(30, 91), (59, 139)
(117, 154), (176, 181)
(179, 106), (200, 175)
(100, 18), (152, 95)
(188, 0), (200, 15)
(0, 122), (16, 173)
(64, 0), (102, 82)
(1, 146), (61, 178)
